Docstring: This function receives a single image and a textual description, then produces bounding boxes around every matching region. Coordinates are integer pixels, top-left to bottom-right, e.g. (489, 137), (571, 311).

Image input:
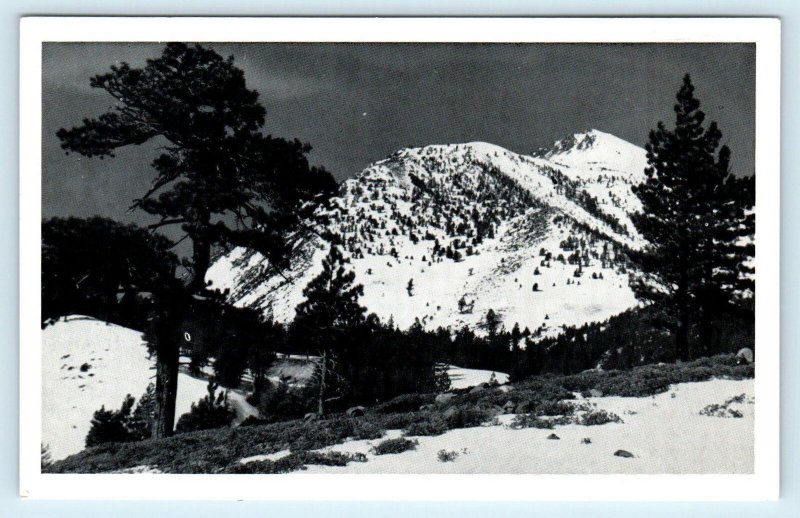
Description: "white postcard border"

(19, 16), (781, 500)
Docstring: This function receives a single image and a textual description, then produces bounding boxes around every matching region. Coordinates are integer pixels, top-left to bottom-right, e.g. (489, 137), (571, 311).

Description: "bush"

(535, 400), (576, 417)
(372, 393), (435, 414)
(405, 417), (449, 437)
(85, 386), (155, 447)
(580, 410), (623, 426)
(444, 406), (494, 429)
(437, 449), (459, 462)
(371, 437), (418, 455)
(509, 414), (554, 429)
(41, 444), (53, 469)
(175, 382), (236, 434)
(250, 377), (313, 422)
(85, 400), (135, 448)
(226, 451), (367, 474)
(509, 414), (573, 429)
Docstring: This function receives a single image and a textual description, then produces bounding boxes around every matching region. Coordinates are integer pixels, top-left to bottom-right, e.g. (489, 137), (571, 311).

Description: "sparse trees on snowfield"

(632, 74), (754, 361)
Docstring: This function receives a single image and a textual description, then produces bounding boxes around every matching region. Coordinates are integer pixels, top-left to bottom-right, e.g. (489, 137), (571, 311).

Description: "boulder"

(588, 389), (603, 398)
(303, 412), (318, 422)
(736, 347), (754, 365)
(614, 449), (634, 458)
(443, 407), (460, 421)
(497, 385), (513, 393)
(547, 433), (560, 440)
(435, 393), (455, 404)
(502, 400), (516, 414)
(419, 404), (435, 411)
(346, 406), (366, 417)
(487, 404), (505, 418)
(469, 383), (488, 394)
(515, 401), (533, 414)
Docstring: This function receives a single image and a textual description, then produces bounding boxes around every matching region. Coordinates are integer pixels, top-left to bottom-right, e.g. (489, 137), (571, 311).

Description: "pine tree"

(407, 278), (415, 297)
(127, 383), (156, 440)
(57, 43), (336, 437)
(482, 309), (501, 337)
(434, 363), (452, 393)
(293, 245), (366, 415)
(41, 444), (52, 469)
(85, 395), (136, 447)
(631, 74), (754, 360)
(175, 381), (235, 433)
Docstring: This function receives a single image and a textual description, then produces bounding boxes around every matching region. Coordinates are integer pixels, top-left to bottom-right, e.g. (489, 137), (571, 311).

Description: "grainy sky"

(42, 42), (755, 228)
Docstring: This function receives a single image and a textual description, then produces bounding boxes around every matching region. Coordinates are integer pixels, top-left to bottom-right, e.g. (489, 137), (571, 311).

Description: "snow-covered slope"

(207, 130), (647, 336)
(42, 316), (258, 461)
(290, 378), (754, 474)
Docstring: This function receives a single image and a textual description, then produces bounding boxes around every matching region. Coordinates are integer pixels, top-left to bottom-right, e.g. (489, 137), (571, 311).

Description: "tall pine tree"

(292, 245), (366, 415)
(57, 43), (337, 437)
(632, 74), (754, 360)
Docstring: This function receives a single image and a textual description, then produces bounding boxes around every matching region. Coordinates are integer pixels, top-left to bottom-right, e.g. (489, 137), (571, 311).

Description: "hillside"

(207, 130), (648, 336)
(46, 354), (754, 474)
(42, 316), (507, 461)
(41, 316), (259, 460)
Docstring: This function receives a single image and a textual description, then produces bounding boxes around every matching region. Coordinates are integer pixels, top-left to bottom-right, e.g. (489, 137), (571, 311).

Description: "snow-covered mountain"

(207, 129), (649, 337)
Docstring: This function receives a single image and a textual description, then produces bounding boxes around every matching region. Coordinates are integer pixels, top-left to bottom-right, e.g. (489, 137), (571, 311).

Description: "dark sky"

(42, 42), (755, 229)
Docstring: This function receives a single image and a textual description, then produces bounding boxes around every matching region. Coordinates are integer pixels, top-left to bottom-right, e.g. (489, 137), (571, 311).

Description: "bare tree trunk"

(317, 349), (327, 416)
(152, 333), (179, 438)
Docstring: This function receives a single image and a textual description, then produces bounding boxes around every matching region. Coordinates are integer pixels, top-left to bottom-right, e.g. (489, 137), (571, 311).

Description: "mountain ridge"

(207, 130), (648, 337)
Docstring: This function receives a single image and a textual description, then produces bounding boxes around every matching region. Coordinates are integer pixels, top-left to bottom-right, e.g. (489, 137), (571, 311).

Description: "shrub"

(372, 393), (435, 414)
(437, 449), (459, 462)
(509, 414), (573, 429)
(509, 414), (554, 429)
(580, 410), (623, 426)
(444, 406), (494, 429)
(85, 394), (138, 447)
(535, 400), (576, 417)
(405, 417), (449, 436)
(85, 405), (131, 447)
(227, 451), (368, 474)
(251, 377), (313, 422)
(239, 415), (269, 427)
(699, 394), (747, 419)
(371, 437), (418, 455)
(41, 444), (52, 469)
(175, 382), (236, 434)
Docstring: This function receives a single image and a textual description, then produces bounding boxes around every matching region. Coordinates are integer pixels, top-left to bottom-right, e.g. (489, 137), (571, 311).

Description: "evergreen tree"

(41, 444), (52, 469)
(482, 309), (501, 337)
(127, 383), (157, 440)
(42, 217), (177, 328)
(293, 246), (366, 414)
(57, 43), (336, 437)
(632, 74), (754, 360)
(85, 395), (136, 447)
(175, 381), (236, 433)
(434, 363), (452, 393)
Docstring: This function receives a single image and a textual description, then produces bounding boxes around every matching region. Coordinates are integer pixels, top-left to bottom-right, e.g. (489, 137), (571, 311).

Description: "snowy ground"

(42, 316), (258, 461)
(447, 366), (509, 389)
(261, 378), (753, 474)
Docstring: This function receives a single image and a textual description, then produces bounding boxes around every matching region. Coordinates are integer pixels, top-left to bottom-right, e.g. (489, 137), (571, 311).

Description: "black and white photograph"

(19, 17), (780, 500)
